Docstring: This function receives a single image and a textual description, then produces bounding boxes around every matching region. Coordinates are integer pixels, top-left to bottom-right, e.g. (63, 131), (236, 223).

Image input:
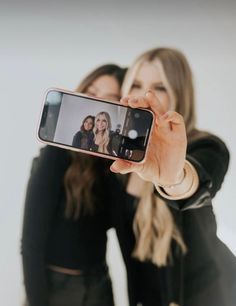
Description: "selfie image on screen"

(39, 90), (153, 162)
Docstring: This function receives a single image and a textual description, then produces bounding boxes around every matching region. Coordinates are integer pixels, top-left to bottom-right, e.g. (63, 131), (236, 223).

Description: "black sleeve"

(72, 131), (82, 147)
(21, 146), (69, 306)
(155, 135), (230, 211)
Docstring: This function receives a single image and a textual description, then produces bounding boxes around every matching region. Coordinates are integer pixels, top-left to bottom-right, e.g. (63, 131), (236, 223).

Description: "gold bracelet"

(157, 167), (186, 189)
(155, 160), (199, 200)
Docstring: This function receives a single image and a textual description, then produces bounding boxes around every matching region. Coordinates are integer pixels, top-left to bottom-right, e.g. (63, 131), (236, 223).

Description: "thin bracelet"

(155, 160), (199, 200)
(157, 167), (186, 189)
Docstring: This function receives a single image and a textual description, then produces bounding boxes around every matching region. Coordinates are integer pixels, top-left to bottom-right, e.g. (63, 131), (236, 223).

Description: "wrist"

(156, 168), (186, 189)
(155, 160), (199, 200)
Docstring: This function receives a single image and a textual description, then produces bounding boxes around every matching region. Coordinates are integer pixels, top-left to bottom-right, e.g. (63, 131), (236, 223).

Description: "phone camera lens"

(134, 113), (140, 119)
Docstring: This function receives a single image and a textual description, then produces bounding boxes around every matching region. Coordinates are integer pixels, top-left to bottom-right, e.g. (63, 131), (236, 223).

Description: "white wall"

(1, 1), (236, 305)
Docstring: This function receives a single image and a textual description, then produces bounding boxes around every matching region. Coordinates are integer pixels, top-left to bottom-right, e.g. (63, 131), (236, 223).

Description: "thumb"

(110, 159), (135, 174)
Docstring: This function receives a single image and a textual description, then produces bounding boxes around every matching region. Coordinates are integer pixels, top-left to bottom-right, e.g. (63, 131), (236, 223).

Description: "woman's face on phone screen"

(96, 115), (108, 132)
(83, 118), (94, 131)
(86, 75), (120, 101)
(129, 61), (171, 110)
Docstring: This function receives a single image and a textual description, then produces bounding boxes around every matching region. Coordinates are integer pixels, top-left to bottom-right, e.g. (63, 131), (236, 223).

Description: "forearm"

(21, 146), (66, 305)
(154, 135), (230, 210)
(22, 245), (49, 306)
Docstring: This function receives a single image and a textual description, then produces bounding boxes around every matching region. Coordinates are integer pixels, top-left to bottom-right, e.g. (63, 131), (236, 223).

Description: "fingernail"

(110, 166), (119, 173)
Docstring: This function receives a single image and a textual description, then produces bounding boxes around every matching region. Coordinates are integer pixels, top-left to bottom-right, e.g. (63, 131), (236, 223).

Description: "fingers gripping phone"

(37, 89), (154, 162)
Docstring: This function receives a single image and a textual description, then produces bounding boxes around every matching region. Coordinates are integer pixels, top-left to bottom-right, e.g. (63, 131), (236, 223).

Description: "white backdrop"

(1, 1), (236, 305)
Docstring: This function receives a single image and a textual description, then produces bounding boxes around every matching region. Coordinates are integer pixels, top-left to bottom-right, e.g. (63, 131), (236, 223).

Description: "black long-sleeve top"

(105, 134), (236, 306)
(72, 130), (94, 150)
(21, 146), (112, 306)
(115, 134), (236, 306)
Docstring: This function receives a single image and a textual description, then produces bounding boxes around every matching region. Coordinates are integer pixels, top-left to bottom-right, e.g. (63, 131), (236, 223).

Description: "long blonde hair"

(122, 48), (199, 266)
(93, 112), (112, 154)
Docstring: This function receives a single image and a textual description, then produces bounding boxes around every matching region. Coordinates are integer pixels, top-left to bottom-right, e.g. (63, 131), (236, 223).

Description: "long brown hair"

(80, 115), (95, 132)
(122, 48), (207, 266)
(64, 64), (127, 219)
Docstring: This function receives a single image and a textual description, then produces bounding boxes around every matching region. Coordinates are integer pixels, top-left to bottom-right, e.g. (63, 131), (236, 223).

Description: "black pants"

(47, 267), (114, 306)
(25, 265), (114, 306)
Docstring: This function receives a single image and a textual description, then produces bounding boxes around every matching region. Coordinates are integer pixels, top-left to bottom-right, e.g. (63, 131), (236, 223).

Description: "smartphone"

(37, 88), (154, 162)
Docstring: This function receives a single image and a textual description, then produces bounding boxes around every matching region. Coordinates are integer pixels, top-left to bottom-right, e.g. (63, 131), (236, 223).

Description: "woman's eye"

(155, 86), (166, 92)
(131, 83), (141, 89)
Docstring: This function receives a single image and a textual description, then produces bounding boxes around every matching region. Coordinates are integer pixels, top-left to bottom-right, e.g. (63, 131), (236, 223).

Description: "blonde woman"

(92, 111), (112, 154)
(110, 48), (236, 306)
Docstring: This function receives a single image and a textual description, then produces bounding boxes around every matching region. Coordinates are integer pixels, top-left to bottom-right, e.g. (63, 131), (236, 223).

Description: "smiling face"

(129, 60), (175, 110)
(86, 75), (121, 101)
(83, 117), (94, 131)
(95, 114), (108, 132)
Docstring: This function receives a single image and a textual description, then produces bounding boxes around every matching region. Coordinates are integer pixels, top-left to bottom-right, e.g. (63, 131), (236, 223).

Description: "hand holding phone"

(38, 88), (154, 162)
(110, 90), (187, 190)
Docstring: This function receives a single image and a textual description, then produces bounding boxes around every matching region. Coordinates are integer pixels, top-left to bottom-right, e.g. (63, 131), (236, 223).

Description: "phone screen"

(38, 90), (153, 162)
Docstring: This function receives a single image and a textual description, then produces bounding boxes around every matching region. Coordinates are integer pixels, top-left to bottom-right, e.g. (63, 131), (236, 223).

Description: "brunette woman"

(21, 64), (126, 306)
(72, 115), (95, 150)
